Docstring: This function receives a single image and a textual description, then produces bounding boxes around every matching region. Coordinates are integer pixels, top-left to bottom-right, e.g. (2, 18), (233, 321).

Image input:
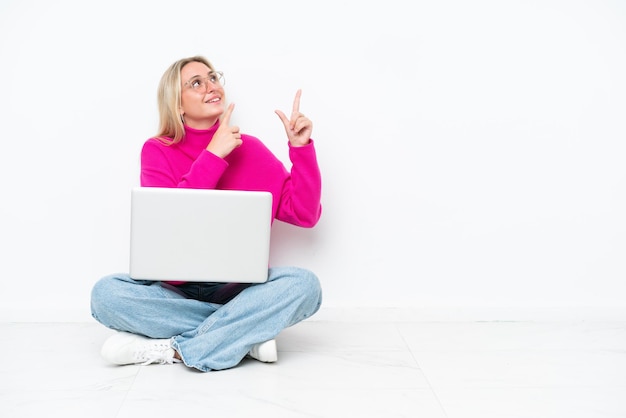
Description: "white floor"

(1, 318), (625, 417)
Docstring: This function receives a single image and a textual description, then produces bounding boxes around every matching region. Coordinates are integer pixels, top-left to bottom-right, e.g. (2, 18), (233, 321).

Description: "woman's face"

(179, 61), (225, 129)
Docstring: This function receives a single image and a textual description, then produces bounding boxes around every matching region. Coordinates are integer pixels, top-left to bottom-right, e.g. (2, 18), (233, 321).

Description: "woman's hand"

(206, 103), (242, 158)
(275, 89), (312, 147)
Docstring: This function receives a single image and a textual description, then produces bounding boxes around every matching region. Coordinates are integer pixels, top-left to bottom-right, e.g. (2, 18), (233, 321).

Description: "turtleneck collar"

(180, 121), (221, 150)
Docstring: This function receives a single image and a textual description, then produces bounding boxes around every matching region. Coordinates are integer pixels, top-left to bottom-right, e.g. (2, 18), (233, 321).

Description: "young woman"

(90, 55), (322, 372)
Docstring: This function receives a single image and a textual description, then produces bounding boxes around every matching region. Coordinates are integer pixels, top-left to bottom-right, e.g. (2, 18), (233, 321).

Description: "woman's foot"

(248, 339), (278, 363)
(100, 332), (180, 366)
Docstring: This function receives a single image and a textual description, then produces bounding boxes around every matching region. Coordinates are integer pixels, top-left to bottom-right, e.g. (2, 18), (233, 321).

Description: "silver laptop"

(129, 187), (272, 283)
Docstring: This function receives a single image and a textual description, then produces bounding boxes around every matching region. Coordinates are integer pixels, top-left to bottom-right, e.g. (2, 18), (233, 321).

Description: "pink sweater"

(140, 122), (322, 228)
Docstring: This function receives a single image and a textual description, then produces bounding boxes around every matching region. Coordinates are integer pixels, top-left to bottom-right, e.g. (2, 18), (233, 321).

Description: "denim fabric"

(90, 267), (322, 372)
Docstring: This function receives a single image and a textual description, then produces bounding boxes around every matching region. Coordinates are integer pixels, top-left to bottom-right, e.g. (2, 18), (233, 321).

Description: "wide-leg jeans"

(90, 266), (322, 372)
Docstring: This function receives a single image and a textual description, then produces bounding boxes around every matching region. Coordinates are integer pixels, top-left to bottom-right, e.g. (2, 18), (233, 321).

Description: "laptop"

(129, 187), (272, 283)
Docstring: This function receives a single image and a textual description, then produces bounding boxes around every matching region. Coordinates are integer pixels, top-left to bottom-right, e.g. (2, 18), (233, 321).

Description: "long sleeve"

(275, 141), (322, 228)
(140, 140), (227, 189)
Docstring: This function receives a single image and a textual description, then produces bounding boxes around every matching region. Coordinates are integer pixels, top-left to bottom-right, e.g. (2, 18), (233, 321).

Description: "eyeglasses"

(184, 71), (225, 92)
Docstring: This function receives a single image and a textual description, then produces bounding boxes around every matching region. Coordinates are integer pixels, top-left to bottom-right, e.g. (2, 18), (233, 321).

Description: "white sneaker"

(248, 339), (278, 363)
(101, 332), (179, 366)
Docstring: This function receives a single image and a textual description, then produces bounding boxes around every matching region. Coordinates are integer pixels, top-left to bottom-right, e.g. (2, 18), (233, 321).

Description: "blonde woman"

(90, 55), (322, 372)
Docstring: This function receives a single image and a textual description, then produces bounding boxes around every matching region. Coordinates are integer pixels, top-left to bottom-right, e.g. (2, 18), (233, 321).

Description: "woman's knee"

(288, 268), (323, 320)
(91, 273), (127, 299)
(299, 268), (322, 300)
(90, 274), (132, 321)
(270, 266), (322, 309)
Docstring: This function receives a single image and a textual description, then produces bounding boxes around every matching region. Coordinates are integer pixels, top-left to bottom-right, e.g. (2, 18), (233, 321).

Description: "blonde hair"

(154, 55), (217, 144)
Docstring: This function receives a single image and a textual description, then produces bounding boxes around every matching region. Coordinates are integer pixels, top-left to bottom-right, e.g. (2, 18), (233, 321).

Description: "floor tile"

(117, 387), (446, 418)
(435, 386), (626, 418)
(278, 320), (408, 352)
(397, 321), (626, 351)
(413, 348), (626, 389)
(1, 390), (127, 418)
(0, 323), (137, 392)
(1, 319), (625, 417)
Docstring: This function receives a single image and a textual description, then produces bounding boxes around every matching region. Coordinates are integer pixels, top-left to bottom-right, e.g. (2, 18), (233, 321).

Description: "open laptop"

(129, 187), (272, 283)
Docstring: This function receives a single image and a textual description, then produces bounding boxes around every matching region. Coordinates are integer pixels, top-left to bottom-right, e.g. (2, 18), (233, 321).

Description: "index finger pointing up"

(221, 102), (235, 126)
(292, 89), (302, 114)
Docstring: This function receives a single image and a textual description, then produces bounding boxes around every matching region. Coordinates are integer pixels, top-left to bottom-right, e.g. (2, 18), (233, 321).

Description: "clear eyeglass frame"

(184, 71), (225, 92)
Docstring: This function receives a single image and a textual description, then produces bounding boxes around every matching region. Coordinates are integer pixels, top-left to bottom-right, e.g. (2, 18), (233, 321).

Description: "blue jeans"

(90, 266), (322, 372)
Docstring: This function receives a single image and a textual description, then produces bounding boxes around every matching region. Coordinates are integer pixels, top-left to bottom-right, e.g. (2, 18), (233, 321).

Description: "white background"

(1, 0), (625, 321)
